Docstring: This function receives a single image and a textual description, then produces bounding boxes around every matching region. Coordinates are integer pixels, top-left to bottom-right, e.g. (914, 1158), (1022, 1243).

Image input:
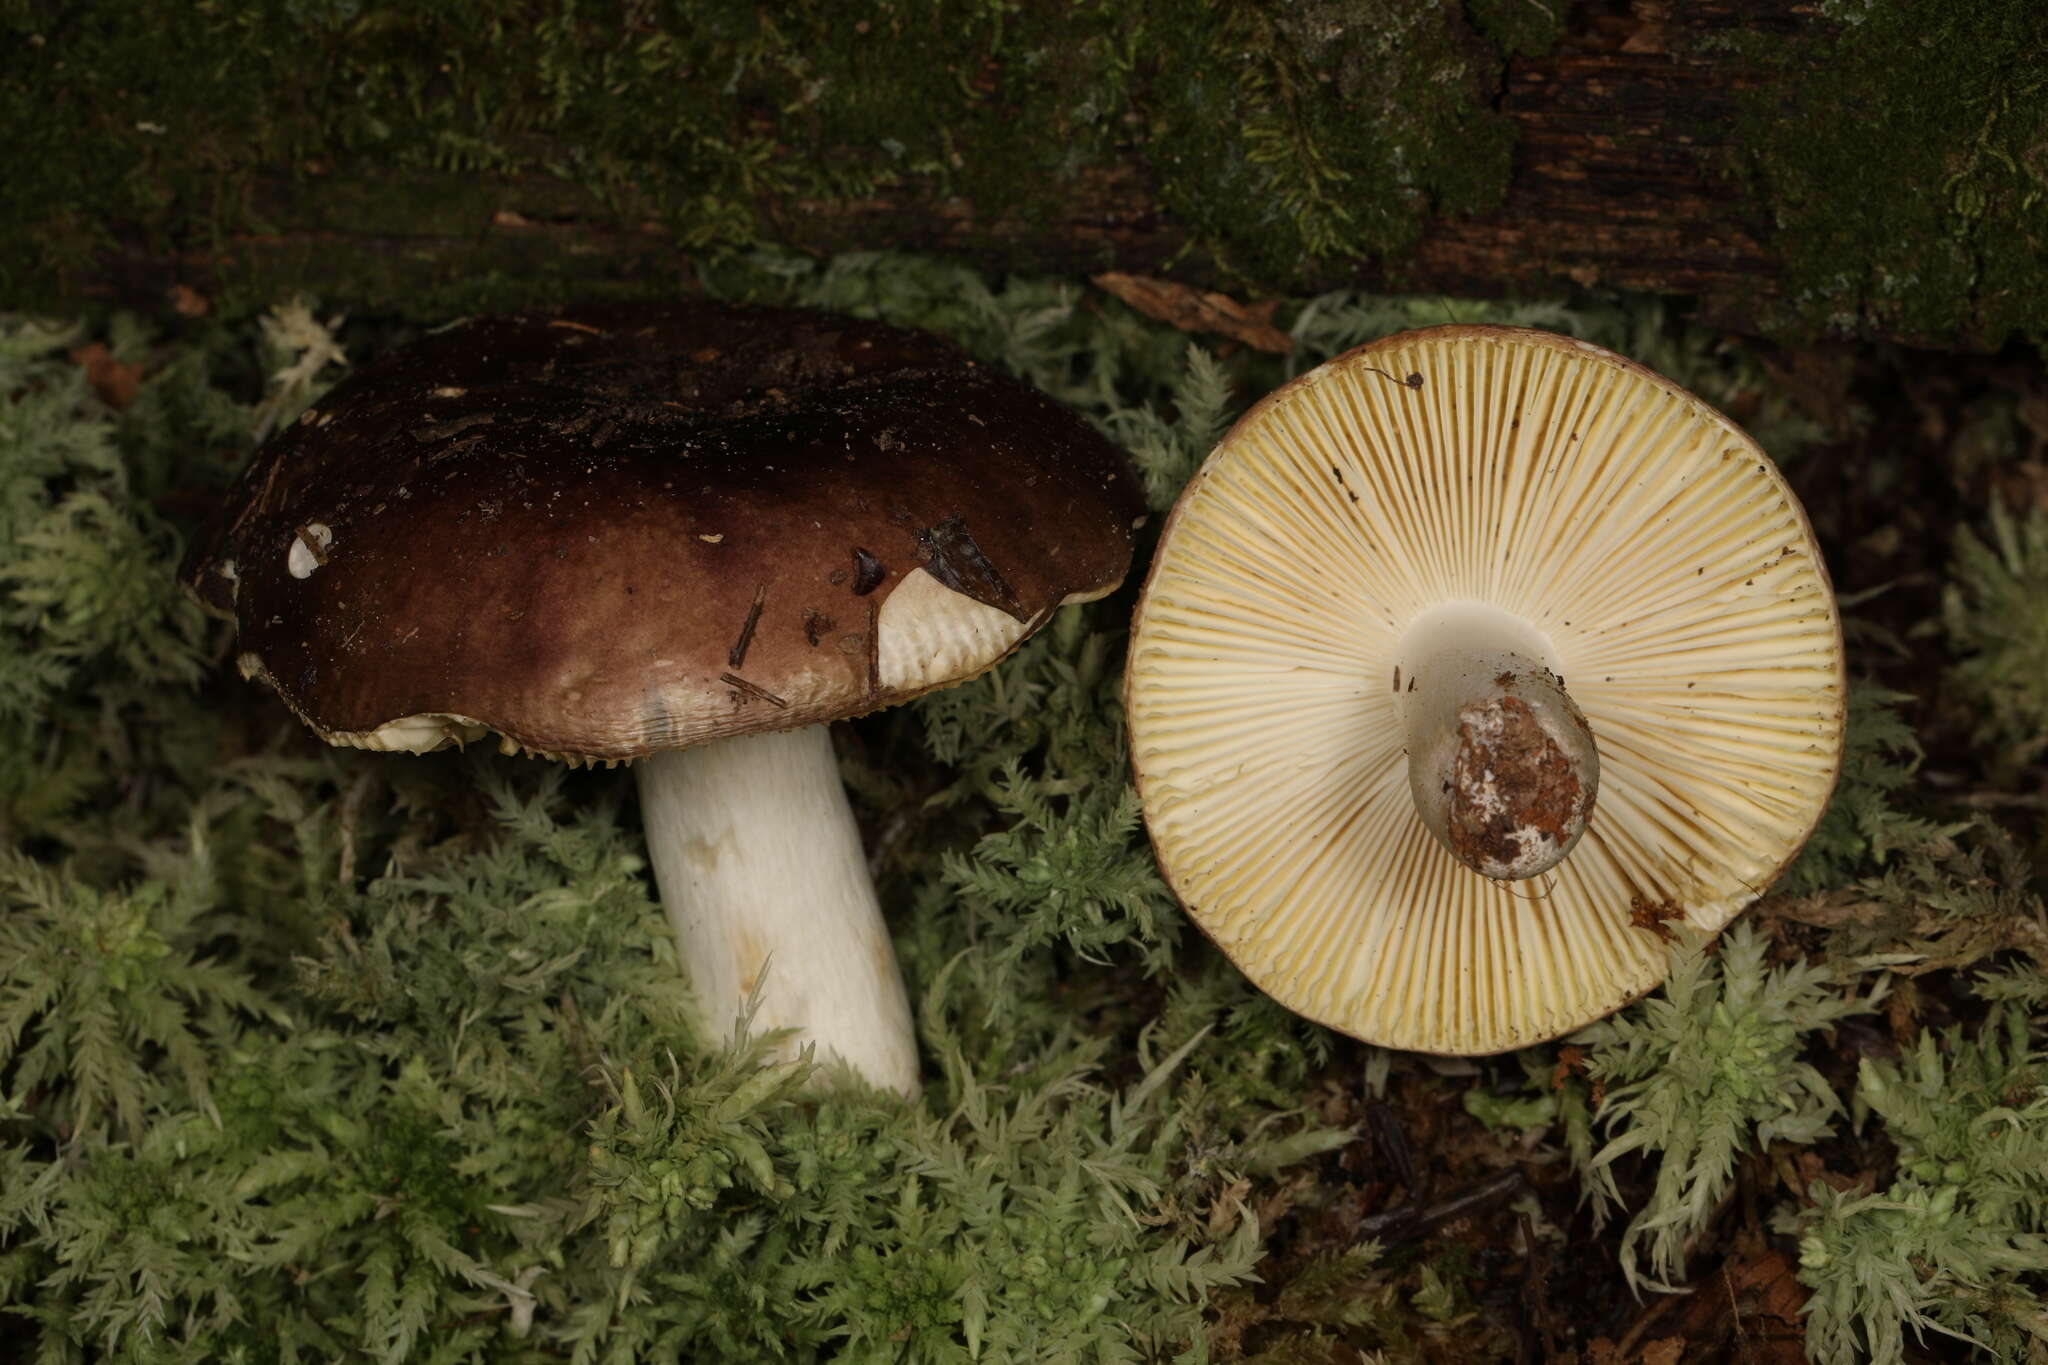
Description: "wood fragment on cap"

(728, 585), (766, 668)
(719, 673), (788, 708)
(865, 601), (880, 694)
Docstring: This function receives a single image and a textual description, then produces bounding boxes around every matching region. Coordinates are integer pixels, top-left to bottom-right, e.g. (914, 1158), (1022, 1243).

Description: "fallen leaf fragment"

(1092, 272), (1293, 354)
(1667, 1247), (1809, 1364)
(168, 283), (210, 318)
(1550, 1043), (1587, 1091)
(1628, 893), (1685, 943)
(1638, 1339), (1684, 1365)
(69, 342), (143, 409)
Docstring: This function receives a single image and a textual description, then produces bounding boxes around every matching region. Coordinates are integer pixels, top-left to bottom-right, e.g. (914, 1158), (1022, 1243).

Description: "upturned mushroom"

(1125, 325), (1844, 1054)
(186, 302), (1141, 1095)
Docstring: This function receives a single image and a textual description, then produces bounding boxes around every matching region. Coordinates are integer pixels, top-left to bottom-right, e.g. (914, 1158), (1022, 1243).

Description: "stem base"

(636, 726), (921, 1095)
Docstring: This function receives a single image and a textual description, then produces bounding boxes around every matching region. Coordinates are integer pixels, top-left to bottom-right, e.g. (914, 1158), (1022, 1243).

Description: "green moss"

(3, 0), (1519, 312)
(1465, 0), (1573, 59)
(1142, 0), (1513, 283)
(1735, 0), (2048, 346)
(10, 248), (2048, 1361)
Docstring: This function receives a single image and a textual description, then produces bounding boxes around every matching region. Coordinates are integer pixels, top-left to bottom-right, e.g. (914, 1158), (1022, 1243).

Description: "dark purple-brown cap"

(186, 302), (1140, 761)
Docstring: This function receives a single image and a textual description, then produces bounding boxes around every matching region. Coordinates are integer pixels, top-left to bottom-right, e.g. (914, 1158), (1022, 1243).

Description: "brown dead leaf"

(1887, 977), (1921, 1042)
(1992, 459), (2048, 516)
(1556, 1041), (1609, 1108)
(2018, 390), (2048, 454)
(1638, 1338), (1684, 1365)
(1619, 1), (1672, 54)
(1765, 888), (2048, 979)
(1250, 1170), (1318, 1239)
(1730, 1248), (1810, 1332)
(1205, 1175), (1253, 1241)
(1755, 890), (1886, 930)
(1661, 1248), (1808, 1364)
(1778, 1148), (1870, 1200)
(1584, 1339), (1628, 1365)
(167, 283), (210, 318)
(1629, 894), (1685, 943)
(1756, 348), (1859, 439)
(1854, 523), (1904, 560)
(1092, 272), (1292, 354)
(1551, 1044), (1588, 1092)
(68, 342), (143, 409)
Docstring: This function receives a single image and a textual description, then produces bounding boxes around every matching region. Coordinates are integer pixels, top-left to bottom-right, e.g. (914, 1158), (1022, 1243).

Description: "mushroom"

(186, 302), (1141, 1095)
(1125, 325), (1844, 1054)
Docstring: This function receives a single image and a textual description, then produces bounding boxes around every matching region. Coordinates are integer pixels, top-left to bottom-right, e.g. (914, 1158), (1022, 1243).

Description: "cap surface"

(1125, 325), (1846, 1054)
(188, 302), (1139, 760)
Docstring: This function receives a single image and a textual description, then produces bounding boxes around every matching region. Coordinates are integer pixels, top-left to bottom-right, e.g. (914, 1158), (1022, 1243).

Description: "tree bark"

(771, 5), (1792, 309)
(78, 1), (2025, 348)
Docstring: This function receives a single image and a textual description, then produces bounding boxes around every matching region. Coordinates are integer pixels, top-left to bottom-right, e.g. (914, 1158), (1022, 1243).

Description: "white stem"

(636, 725), (920, 1096)
(1399, 603), (1599, 880)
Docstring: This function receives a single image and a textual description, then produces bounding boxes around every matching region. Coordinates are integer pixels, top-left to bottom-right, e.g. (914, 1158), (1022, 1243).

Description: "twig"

(1352, 1168), (1528, 1246)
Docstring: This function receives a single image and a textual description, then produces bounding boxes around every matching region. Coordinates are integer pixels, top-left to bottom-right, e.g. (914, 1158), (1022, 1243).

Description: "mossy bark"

(5, 0), (2043, 347)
